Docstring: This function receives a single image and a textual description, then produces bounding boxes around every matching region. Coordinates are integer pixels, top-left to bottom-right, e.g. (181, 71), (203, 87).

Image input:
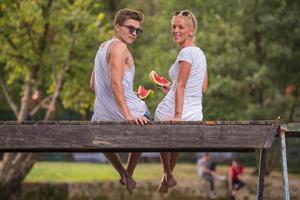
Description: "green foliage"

(0, 0), (110, 119)
(1, 0), (299, 120)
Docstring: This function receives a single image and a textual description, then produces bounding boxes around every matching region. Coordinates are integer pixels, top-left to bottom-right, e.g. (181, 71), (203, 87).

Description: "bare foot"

(157, 175), (168, 193)
(119, 177), (125, 185)
(166, 174), (177, 188)
(122, 174), (136, 194)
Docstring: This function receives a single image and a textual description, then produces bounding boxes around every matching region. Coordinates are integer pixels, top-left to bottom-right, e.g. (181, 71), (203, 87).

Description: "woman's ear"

(189, 28), (195, 37)
(188, 29), (194, 37)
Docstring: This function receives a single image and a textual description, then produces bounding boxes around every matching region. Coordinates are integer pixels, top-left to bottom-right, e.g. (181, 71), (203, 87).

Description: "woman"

(155, 10), (208, 193)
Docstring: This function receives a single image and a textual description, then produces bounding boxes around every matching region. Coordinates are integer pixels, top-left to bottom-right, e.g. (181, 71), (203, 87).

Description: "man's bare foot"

(122, 174), (136, 194)
(119, 177), (125, 185)
(157, 175), (168, 193)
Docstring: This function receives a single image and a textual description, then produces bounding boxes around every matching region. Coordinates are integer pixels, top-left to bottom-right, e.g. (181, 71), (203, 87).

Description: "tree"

(0, 1), (108, 198)
(0, 0), (299, 197)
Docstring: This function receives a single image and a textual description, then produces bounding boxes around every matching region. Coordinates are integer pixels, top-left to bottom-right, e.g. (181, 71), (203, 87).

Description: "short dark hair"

(114, 8), (144, 25)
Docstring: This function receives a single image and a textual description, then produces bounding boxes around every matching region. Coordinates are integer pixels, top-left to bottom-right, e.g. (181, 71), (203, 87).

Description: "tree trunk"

(44, 74), (63, 121)
(0, 2), (70, 196)
(0, 81), (35, 199)
(0, 154), (37, 200)
(0, 41), (71, 200)
(0, 77), (57, 199)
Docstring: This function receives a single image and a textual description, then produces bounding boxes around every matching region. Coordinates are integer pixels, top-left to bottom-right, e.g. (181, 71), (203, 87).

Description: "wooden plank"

(0, 122), (279, 152)
(285, 123), (300, 137)
(1, 120), (279, 125)
(264, 124), (280, 148)
(275, 123), (300, 137)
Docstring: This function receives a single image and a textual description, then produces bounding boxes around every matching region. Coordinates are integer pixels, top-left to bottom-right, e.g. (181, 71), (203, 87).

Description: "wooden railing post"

(280, 124), (290, 200)
(257, 149), (266, 200)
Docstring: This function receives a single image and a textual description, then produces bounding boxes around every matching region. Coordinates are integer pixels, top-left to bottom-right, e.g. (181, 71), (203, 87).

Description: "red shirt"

(229, 165), (244, 181)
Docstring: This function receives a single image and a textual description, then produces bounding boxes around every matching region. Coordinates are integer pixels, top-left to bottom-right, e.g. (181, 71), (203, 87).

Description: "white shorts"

(155, 95), (203, 121)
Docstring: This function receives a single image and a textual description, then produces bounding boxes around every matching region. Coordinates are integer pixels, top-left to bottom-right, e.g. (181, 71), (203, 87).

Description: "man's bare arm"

(109, 41), (133, 120)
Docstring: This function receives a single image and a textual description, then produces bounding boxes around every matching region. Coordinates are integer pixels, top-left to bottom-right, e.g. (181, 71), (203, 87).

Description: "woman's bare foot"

(166, 174), (177, 188)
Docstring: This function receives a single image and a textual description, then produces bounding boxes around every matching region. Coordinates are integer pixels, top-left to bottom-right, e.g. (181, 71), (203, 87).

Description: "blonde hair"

(173, 10), (198, 41)
(114, 8), (144, 26)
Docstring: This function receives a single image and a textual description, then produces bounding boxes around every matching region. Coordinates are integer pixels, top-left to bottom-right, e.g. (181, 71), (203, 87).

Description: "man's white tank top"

(91, 39), (146, 121)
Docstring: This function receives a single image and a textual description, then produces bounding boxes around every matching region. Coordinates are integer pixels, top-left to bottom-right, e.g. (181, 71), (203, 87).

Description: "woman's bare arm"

(90, 68), (95, 92)
(202, 70), (208, 95)
(174, 61), (191, 120)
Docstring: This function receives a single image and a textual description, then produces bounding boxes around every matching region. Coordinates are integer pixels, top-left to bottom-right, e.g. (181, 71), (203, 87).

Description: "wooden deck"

(1, 120), (297, 200)
(0, 120), (280, 152)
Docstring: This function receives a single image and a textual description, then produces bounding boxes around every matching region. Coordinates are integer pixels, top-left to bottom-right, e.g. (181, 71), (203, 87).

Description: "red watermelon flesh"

(149, 70), (171, 87)
(137, 85), (153, 99)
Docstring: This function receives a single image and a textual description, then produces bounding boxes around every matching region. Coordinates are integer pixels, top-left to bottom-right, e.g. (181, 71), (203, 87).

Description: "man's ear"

(115, 24), (121, 32)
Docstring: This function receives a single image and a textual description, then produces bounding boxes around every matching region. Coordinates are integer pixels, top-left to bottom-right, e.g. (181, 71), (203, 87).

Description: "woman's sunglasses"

(174, 11), (191, 16)
(173, 11), (196, 28)
(121, 24), (143, 36)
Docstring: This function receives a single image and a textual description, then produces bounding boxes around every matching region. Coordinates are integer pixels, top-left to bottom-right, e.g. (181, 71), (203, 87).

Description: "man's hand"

(125, 115), (149, 125)
(134, 116), (149, 125)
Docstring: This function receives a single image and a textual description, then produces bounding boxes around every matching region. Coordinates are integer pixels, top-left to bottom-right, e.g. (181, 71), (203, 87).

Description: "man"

(228, 160), (245, 199)
(90, 8), (150, 193)
(197, 153), (217, 199)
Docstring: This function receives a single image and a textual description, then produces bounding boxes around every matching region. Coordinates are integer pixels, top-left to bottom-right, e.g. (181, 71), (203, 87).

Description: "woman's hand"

(170, 116), (181, 121)
(159, 85), (170, 94)
(169, 113), (182, 121)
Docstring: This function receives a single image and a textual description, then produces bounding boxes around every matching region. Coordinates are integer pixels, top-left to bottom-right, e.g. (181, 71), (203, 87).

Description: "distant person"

(197, 153), (218, 199)
(90, 8), (150, 193)
(228, 160), (245, 199)
(154, 10), (208, 193)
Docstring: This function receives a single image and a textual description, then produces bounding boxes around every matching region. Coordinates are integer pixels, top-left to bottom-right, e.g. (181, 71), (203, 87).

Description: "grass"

(10, 162), (299, 183)
(25, 162), (199, 182)
(8, 162), (300, 200)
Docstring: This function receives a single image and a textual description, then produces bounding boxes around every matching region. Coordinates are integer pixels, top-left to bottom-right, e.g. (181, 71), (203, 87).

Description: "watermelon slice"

(137, 85), (153, 99)
(149, 70), (171, 87)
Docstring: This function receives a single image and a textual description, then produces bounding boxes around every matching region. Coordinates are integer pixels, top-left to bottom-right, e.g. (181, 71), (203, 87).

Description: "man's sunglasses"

(121, 24), (143, 36)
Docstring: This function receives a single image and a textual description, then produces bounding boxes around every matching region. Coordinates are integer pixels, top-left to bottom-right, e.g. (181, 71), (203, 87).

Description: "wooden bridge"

(0, 120), (299, 200)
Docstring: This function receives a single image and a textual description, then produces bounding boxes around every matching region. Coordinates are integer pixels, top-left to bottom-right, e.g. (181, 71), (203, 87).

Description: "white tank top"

(91, 39), (146, 121)
(155, 46), (207, 121)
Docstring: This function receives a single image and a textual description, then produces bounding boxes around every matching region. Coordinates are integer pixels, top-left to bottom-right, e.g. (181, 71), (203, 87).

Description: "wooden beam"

(284, 123), (300, 137)
(0, 121), (280, 152)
